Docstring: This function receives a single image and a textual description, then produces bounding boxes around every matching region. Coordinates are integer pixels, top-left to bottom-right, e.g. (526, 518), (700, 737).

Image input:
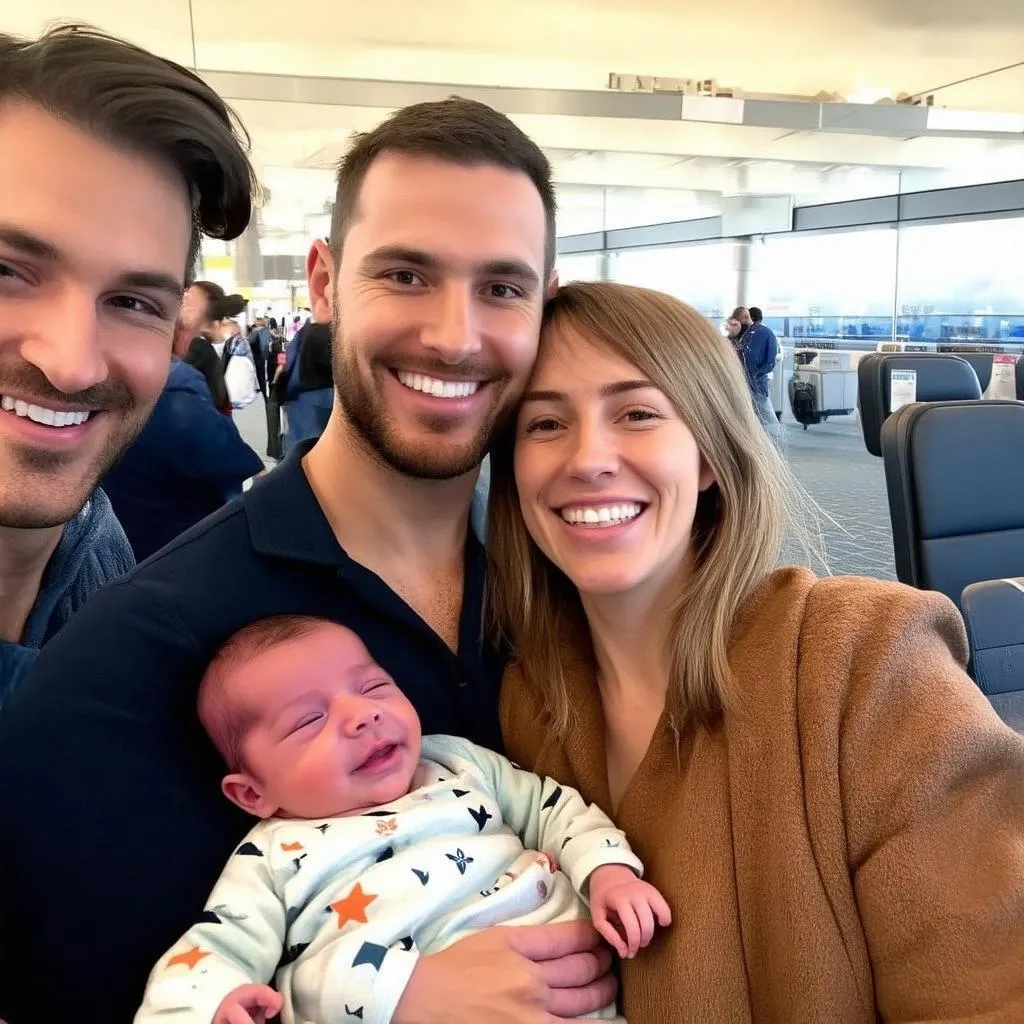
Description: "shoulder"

(37, 490), (133, 632)
(737, 566), (967, 662)
(734, 568), (971, 727)
(166, 359), (209, 396)
(37, 497), (251, 655)
(65, 489), (135, 590)
(802, 572), (968, 671)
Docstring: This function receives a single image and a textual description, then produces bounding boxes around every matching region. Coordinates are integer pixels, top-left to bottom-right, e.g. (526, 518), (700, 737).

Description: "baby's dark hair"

(199, 614), (332, 772)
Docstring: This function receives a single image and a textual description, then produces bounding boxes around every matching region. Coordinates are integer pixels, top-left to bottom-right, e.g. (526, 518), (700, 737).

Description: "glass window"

(555, 253), (602, 283)
(895, 216), (1024, 341)
(609, 243), (737, 320)
(748, 228), (898, 342)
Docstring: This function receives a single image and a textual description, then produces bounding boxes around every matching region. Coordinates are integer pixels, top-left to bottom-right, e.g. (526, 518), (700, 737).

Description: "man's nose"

(19, 291), (108, 395)
(420, 283), (482, 365)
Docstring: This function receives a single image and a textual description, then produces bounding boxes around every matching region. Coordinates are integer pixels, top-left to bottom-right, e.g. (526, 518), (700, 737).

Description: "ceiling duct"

(202, 70), (1023, 141)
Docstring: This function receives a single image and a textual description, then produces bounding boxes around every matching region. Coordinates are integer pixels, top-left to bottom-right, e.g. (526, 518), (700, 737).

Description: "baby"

(135, 615), (669, 1024)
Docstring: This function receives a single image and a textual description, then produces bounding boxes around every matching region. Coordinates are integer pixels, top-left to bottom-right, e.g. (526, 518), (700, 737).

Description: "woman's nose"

(566, 421), (619, 481)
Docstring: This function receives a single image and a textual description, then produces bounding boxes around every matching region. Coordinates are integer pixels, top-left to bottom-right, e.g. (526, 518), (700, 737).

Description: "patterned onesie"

(135, 734), (641, 1024)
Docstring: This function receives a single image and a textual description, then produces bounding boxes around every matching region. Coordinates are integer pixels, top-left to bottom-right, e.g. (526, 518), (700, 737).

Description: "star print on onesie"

(135, 734), (640, 1024)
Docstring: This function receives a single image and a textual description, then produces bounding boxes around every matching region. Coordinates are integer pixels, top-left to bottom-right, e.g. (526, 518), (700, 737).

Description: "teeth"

(396, 371), (480, 399)
(0, 395), (92, 427)
(560, 503), (644, 527)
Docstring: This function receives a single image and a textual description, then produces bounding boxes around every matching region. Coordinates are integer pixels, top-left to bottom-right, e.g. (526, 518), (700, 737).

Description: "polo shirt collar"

(244, 439), (347, 566)
(245, 440), (488, 567)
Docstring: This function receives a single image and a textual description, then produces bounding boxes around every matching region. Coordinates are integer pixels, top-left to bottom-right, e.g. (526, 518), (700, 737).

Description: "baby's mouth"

(354, 743), (399, 773)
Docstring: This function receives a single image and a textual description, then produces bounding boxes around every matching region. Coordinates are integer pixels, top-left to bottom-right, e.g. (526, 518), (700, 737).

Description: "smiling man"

(0, 26), (254, 703)
(0, 94), (618, 1024)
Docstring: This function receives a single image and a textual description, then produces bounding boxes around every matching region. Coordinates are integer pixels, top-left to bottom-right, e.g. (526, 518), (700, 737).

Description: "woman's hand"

(213, 983), (284, 1024)
(587, 864), (672, 959)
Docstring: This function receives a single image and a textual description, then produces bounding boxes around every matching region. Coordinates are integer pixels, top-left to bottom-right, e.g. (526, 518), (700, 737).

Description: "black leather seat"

(858, 353), (982, 457)
(880, 400), (1024, 609)
(961, 578), (1024, 732)
(957, 353), (992, 394)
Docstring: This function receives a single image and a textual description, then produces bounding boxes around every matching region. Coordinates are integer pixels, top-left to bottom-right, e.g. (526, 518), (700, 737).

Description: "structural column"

(733, 237), (752, 311)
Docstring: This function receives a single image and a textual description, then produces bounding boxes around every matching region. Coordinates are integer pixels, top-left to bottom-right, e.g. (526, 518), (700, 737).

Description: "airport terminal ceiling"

(7, 0), (1023, 251)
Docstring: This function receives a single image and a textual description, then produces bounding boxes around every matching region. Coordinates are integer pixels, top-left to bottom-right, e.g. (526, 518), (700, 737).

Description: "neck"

(303, 410), (478, 570)
(0, 522), (65, 643)
(581, 583), (677, 706)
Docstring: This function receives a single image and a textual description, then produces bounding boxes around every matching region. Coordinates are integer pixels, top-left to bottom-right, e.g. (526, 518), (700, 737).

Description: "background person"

(732, 304), (779, 433)
(247, 315), (272, 397)
(282, 320), (335, 452)
(101, 355), (264, 563)
(0, 26), (253, 705)
(181, 282), (245, 416)
(489, 281), (1024, 1022)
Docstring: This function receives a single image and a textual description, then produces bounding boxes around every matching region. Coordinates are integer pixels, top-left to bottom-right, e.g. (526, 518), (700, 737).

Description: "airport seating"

(858, 353), (982, 456)
(961, 578), (1024, 732)
(880, 399), (1024, 609)
(957, 352), (992, 394)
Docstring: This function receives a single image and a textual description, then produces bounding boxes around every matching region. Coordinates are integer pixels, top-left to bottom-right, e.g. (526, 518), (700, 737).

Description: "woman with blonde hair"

(488, 281), (1024, 1022)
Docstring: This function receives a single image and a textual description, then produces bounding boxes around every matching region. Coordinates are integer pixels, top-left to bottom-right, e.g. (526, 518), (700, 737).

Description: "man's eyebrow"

(522, 380), (658, 403)
(0, 225), (61, 262)
(360, 245), (541, 289)
(116, 270), (185, 302)
(0, 226), (184, 300)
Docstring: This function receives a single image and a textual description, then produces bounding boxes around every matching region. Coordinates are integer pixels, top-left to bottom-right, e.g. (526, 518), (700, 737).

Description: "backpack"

(788, 379), (821, 429)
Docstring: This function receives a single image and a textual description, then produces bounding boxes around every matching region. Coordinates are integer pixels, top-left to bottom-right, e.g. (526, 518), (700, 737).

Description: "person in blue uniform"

(102, 358), (264, 562)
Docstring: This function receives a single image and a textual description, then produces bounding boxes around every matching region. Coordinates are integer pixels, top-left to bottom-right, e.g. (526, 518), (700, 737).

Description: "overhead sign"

(607, 73), (736, 97)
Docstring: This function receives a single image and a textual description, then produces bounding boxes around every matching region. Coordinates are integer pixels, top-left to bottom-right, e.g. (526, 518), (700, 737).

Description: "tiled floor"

(236, 404), (898, 582)
(780, 417), (897, 580)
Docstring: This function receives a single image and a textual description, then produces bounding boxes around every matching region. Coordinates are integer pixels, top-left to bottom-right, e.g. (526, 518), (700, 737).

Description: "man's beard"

(0, 362), (147, 529)
(332, 317), (517, 481)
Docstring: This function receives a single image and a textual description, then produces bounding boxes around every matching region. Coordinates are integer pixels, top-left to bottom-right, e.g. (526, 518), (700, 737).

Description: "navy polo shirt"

(0, 441), (505, 1024)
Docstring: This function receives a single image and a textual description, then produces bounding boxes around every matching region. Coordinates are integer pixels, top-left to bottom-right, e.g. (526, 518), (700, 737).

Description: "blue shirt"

(101, 360), (265, 562)
(0, 488), (133, 709)
(0, 440), (503, 1023)
(739, 322), (779, 398)
(256, 325), (272, 358)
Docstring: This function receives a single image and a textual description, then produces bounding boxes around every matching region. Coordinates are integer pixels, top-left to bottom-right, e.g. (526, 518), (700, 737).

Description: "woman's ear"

(698, 457), (717, 493)
(222, 773), (276, 819)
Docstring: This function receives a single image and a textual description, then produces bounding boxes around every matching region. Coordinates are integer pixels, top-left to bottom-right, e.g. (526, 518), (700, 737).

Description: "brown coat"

(501, 568), (1024, 1023)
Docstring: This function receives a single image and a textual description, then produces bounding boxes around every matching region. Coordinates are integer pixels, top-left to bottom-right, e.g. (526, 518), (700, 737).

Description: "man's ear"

(545, 269), (560, 300)
(222, 773), (277, 819)
(307, 239), (335, 326)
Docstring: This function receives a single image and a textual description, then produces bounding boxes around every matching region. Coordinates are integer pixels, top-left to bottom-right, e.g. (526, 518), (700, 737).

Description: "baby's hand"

(587, 864), (672, 959)
(213, 983), (284, 1024)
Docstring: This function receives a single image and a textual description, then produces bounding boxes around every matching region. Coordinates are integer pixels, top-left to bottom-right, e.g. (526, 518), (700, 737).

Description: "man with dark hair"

(0, 24), (254, 705)
(733, 305), (780, 434)
(0, 88), (614, 1024)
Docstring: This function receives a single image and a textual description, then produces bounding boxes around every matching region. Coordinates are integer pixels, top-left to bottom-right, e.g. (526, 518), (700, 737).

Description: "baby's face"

(222, 623), (422, 819)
